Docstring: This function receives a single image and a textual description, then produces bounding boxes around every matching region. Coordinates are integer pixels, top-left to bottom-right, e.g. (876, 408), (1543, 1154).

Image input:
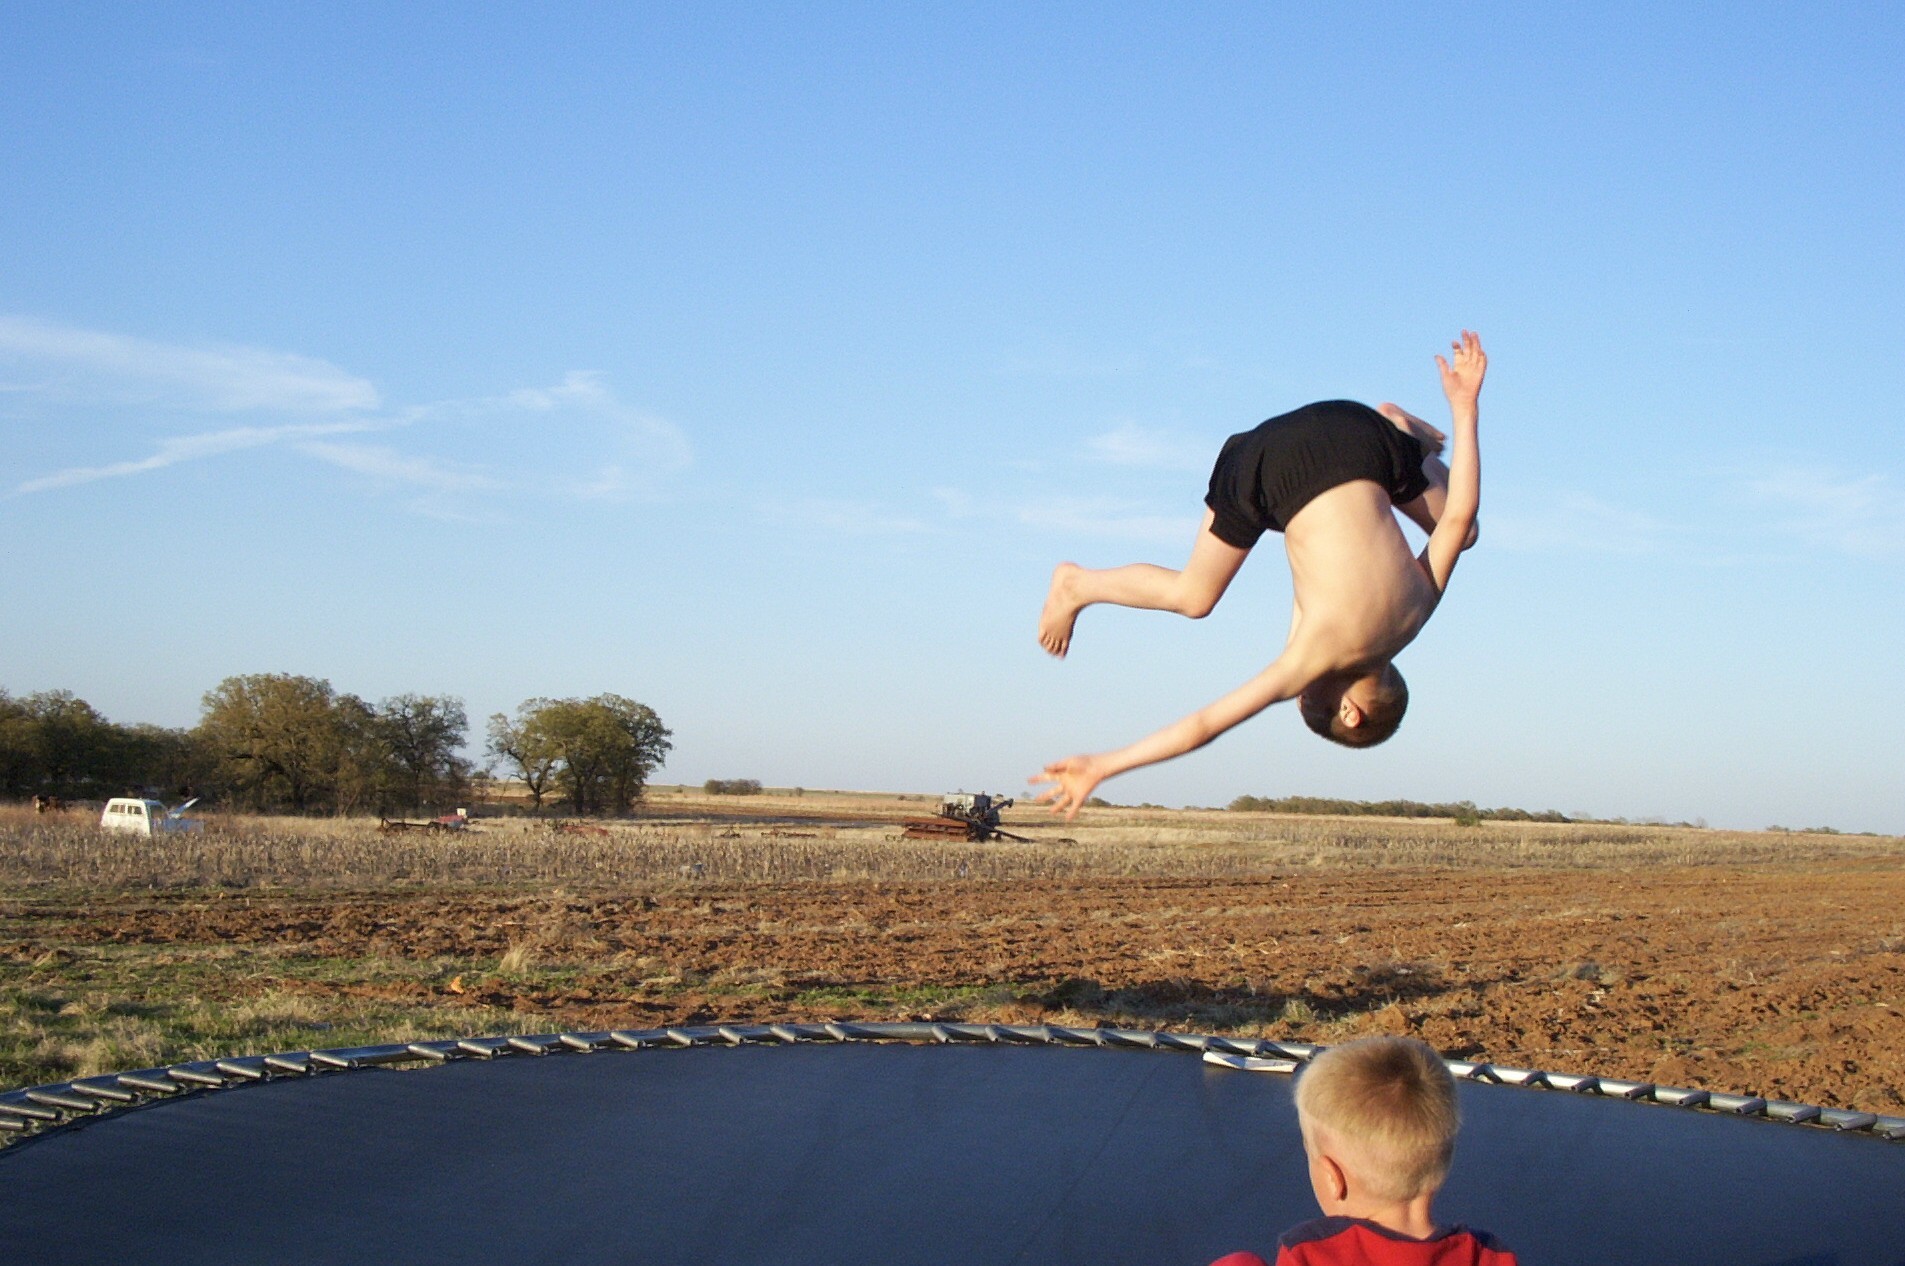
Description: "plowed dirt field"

(37, 859), (1905, 1111)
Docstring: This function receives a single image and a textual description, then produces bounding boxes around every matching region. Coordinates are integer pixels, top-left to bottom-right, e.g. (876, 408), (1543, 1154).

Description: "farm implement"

(901, 792), (1032, 843)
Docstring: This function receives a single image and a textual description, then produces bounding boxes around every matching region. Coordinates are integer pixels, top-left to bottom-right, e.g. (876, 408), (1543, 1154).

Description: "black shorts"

(1203, 400), (1429, 549)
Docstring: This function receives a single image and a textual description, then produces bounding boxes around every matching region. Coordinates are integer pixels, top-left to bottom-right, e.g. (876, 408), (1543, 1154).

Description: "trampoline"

(3, 1022), (1902, 1265)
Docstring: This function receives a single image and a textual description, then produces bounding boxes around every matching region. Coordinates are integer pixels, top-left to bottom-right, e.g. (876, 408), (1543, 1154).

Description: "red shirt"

(1213, 1216), (1518, 1266)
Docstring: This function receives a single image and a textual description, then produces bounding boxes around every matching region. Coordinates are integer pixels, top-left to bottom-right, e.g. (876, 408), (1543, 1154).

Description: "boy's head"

(1300, 665), (1408, 748)
(1294, 1036), (1459, 1207)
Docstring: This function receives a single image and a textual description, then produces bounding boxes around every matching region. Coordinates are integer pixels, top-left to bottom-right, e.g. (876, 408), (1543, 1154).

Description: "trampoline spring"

(505, 1036), (558, 1055)
(406, 1042), (461, 1061)
(0, 1100), (62, 1122)
(1544, 1072), (1595, 1093)
(26, 1089), (101, 1113)
(1203, 1051), (1301, 1075)
(824, 1022), (879, 1043)
(1595, 1079), (1655, 1100)
(942, 1023), (997, 1043)
(926, 1023), (982, 1042)
(868, 1023), (949, 1043)
(168, 1066), (230, 1087)
(1764, 1101), (1822, 1125)
(1652, 1087), (1710, 1109)
(1817, 1109), (1879, 1132)
(1488, 1067), (1543, 1089)
(70, 1080), (137, 1104)
(1709, 1094), (1769, 1116)
(990, 1025), (1049, 1045)
(557, 1034), (607, 1053)
(214, 1060), (269, 1082)
(457, 1038), (512, 1058)
(309, 1045), (417, 1069)
(263, 1056), (314, 1075)
(116, 1072), (185, 1095)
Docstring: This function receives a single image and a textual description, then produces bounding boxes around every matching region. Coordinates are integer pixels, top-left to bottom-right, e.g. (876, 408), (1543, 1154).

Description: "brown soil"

(39, 860), (1905, 1112)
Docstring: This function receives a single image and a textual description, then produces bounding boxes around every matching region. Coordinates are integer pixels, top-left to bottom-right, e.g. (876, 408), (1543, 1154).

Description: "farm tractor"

(901, 792), (1031, 843)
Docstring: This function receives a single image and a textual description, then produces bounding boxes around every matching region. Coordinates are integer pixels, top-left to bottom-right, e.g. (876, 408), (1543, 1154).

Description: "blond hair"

(1294, 1036), (1458, 1201)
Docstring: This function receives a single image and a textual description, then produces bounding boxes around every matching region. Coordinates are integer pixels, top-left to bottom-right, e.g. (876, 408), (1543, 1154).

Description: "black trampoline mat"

(2, 1042), (1901, 1266)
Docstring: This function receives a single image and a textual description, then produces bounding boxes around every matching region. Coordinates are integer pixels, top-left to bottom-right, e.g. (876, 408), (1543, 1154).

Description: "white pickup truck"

(99, 797), (203, 836)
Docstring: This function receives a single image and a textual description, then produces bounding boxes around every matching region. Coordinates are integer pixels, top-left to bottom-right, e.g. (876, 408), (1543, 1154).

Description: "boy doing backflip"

(1031, 332), (1486, 818)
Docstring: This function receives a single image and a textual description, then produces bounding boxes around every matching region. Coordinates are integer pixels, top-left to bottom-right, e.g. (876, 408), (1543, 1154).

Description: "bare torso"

(1282, 480), (1438, 671)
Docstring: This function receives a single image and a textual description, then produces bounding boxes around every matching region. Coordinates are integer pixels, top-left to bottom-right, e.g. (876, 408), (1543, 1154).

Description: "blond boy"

(1212, 1036), (1517, 1266)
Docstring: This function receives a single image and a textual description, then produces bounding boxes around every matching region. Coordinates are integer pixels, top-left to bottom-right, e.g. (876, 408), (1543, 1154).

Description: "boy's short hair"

(1294, 1036), (1458, 1201)
(1301, 669), (1408, 748)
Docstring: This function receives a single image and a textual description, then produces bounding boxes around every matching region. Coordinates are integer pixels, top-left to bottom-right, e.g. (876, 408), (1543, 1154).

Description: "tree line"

(1226, 794), (1573, 823)
(2, 678), (670, 817)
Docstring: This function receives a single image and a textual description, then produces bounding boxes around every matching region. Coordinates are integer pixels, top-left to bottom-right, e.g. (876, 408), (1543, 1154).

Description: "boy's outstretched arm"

(1419, 331), (1486, 593)
(1029, 647), (1325, 819)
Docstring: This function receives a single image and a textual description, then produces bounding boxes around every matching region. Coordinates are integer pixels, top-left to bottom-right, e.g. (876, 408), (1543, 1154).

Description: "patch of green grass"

(0, 981), (541, 1091)
(0, 938), (547, 1092)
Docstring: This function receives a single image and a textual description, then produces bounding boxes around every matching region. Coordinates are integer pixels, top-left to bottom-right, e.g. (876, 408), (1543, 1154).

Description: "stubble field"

(3, 790), (1902, 1114)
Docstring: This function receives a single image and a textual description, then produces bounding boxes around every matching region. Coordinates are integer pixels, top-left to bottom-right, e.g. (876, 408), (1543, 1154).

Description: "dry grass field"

(4, 791), (1902, 1115)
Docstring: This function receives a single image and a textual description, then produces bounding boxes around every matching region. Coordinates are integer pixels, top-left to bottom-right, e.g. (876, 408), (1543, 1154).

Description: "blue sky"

(3, 5), (1901, 832)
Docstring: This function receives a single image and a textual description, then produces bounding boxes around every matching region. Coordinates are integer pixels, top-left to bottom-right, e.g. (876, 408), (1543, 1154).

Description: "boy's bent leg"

(1377, 402), (1445, 456)
(1038, 510), (1250, 657)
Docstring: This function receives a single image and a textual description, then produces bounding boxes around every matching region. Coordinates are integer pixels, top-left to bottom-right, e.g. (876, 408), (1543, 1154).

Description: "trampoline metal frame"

(4, 1020), (1902, 1149)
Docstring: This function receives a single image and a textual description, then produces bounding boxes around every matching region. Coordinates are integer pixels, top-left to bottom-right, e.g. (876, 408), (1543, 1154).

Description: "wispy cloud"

(6, 317), (691, 509)
(499, 373), (693, 481)
(0, 314), (379, 413)
(1017, 497), (1197, 545)
(15, 420), (381, 494)
(1085, 421), (1207, 471)
(295, 441), (500, 493)
(1743, 469), (1904, 560)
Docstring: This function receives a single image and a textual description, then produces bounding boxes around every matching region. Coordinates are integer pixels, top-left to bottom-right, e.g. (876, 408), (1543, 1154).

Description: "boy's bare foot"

(1038, 562), (1086, 657)
(1377, 402), (1445, 458)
